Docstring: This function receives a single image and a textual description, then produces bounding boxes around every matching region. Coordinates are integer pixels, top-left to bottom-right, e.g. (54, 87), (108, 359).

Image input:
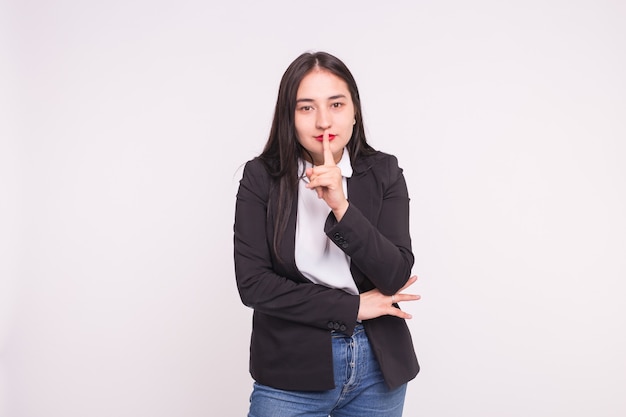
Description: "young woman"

(234, 51), (420, 417)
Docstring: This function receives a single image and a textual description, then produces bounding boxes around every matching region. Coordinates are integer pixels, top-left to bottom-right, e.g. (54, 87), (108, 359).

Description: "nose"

(315, 107), (331, 130)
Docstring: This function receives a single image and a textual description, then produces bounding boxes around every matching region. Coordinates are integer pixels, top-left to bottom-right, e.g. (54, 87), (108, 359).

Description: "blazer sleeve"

(234, 158), (360, 333)
(324, 154), (414, 295)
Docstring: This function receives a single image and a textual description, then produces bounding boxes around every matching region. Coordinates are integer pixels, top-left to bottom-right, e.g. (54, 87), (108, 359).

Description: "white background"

(2, 1), (625, 416)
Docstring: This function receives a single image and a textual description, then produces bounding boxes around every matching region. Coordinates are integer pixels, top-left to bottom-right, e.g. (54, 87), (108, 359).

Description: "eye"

(331, 102), (343, 108)
(298, 105), (314, 112)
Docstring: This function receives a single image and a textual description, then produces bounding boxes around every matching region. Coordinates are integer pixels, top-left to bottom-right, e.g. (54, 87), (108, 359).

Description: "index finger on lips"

(322, 132), (335, 166)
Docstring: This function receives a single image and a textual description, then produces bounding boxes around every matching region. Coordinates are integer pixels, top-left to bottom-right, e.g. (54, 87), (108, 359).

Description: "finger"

(305, 168), (324, 198)
(322, 132), (335, 166)
(394, 293), (421, 303)
(398, 275), (418, 293)
(388, 307), (413, 320)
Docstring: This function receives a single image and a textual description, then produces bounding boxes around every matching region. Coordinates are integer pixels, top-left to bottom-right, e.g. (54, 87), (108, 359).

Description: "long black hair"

(260, 51), (375, 255)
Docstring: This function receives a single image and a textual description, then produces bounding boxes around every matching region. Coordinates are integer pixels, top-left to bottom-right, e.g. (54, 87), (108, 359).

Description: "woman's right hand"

(357, 275), (420, 321)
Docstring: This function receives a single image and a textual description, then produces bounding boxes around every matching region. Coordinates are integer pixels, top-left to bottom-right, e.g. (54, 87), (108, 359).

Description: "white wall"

(2, 1), (625, 416)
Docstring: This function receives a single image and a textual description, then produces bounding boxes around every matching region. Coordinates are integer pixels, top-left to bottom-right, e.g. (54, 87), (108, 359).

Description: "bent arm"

(234, 159), (359, 333)
(324, 156), (414, 295)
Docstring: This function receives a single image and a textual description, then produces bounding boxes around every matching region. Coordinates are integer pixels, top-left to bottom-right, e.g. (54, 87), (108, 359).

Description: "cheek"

(294, 113), (311, 131)
(294, 119), (305, 141)
(346, 127), (354, 143)
(343, 121), (355, 140)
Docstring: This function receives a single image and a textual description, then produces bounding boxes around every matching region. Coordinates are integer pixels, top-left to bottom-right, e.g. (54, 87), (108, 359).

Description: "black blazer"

(234, 151), (419, 391)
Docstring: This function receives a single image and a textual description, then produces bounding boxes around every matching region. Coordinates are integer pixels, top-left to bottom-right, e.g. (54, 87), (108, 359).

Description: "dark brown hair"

(260, 51), (375, 255)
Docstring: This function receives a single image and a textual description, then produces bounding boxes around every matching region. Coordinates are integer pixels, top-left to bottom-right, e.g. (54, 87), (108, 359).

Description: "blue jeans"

(248, 324), (407, 417)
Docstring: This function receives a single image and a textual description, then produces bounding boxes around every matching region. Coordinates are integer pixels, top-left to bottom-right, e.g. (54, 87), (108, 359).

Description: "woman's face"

(294, 69), (355, 165)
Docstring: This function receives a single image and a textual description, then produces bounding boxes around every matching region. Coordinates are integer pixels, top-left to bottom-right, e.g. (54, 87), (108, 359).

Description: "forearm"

(324, 168), (414, 295)
(325, 204), (413, 294)
(234, 262), (360, 332)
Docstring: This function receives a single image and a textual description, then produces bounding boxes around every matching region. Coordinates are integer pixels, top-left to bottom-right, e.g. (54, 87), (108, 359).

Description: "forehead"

(296, 69), (350, 99)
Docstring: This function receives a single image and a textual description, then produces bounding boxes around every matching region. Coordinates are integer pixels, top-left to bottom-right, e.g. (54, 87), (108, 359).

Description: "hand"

(305, 132), (349, 220)
(357, 275), (420, 321)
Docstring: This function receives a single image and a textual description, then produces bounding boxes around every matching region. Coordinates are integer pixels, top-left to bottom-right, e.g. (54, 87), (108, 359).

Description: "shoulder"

(242, 156), (269, 174)
(238, 157), (274, 199)
(352, 151), (403, 181)
(241, 156), (278, 181)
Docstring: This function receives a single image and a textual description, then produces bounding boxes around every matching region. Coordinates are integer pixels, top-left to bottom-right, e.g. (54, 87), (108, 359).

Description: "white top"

(295, 148), (358, 295)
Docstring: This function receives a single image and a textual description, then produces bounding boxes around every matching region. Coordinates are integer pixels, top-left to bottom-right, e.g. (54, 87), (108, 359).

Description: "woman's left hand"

(306, 133), (349, 220)
(357, 275), (421, 321)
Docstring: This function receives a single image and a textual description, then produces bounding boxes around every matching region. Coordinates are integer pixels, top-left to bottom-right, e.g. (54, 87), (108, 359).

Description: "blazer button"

(327, 321), (335, 330)
(333, 322), (340, 330)
(339, 324), (347, 332)
(333, 233), (342, 240)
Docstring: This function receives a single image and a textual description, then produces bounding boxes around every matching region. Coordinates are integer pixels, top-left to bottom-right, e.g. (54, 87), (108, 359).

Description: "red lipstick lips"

(315, 134), (336, 141)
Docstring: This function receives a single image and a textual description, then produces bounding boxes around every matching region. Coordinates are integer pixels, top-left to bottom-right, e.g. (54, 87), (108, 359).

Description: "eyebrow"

(296, 94), (348, 103)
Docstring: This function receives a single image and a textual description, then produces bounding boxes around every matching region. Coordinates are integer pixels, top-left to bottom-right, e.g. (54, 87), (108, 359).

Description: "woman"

(234, 51), (420, 417)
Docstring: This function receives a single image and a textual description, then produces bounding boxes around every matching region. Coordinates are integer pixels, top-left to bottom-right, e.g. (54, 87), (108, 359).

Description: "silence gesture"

(305, 132), (350, 220)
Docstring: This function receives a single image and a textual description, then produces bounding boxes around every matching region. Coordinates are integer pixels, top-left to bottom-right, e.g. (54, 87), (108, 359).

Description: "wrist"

(333, 200), (349, 221)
